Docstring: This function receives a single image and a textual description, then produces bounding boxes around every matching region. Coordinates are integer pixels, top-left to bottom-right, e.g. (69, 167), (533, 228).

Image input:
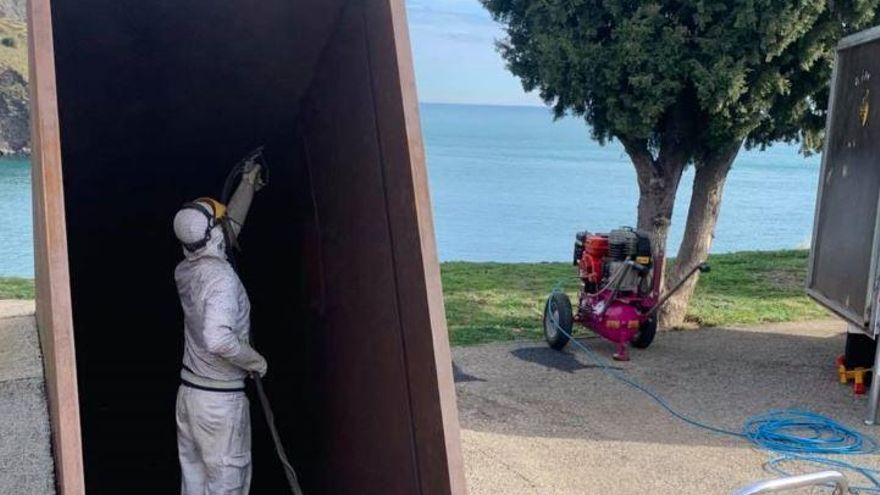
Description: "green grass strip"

(1, 250), (829, 346)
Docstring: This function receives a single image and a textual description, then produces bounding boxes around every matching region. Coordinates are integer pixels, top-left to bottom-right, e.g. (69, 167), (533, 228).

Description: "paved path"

(0, 300), (55, 494)
(3, 299), (876, 494)
(453, 319), (880, 494)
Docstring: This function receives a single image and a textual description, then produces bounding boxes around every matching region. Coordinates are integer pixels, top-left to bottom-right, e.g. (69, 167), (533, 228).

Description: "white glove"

(221, 340), (268, 377)
(242, 162), (266, 191)
(254, 356), (268, 378)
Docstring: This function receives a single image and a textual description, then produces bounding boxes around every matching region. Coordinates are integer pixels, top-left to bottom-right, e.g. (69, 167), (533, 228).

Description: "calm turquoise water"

(422, 103), (820, 262)
(0, 103), (821, 277)
(0, 157), (31, 277)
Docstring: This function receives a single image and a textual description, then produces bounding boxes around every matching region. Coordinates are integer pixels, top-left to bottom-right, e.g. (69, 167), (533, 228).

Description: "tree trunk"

(619, 92), (699, 306)
(636, 173), (680, 267)
(660, 141), (742, 328)
(620, 138), (688, 299)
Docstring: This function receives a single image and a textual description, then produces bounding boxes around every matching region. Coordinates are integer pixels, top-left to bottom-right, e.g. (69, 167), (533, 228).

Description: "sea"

(0, 103), (821, 277)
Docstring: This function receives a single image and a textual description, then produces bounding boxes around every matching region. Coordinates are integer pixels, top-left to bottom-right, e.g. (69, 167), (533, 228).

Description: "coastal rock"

(0, 0), (25, 23)
(0, 10), (28, 155)
(0, 67), (27, 155)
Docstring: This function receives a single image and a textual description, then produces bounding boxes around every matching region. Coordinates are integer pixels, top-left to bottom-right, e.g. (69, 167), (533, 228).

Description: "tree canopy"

(481, 0), (878, 161)
(482, 0), (879, 327)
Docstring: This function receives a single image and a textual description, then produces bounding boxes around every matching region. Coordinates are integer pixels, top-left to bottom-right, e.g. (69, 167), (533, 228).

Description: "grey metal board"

(808, 29), (880, 326)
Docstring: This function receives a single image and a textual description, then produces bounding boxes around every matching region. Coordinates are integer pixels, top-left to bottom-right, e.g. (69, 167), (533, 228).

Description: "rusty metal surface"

(35, 0), (463, 493)
(298, 1), (465, 492)
(363, 1), (466, 492)
(27, 0), (84, 492)
(301, 3), (443, 491)
(809, 35), (880, 326)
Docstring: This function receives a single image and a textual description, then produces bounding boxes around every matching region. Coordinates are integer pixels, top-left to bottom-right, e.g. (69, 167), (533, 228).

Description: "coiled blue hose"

(545, 289), (880, 493)
(744, 410), (880, 492)
(744, 410), (878, 456)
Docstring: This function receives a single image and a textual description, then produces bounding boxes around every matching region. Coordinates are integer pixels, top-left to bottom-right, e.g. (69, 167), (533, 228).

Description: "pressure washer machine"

(543, 227), (709, 361)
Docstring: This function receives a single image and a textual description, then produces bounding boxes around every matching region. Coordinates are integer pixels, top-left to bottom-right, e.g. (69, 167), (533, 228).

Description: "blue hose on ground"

(545, 288), (880, 493)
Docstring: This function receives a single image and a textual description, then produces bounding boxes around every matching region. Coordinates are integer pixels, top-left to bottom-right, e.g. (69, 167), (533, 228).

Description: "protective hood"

(182, 224), (227, 262)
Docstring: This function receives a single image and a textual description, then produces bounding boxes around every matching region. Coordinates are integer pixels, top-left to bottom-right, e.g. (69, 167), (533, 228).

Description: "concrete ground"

(453, 319), (880, 495)
(3, 298), (877, 494)
(0, 300), (55, 494)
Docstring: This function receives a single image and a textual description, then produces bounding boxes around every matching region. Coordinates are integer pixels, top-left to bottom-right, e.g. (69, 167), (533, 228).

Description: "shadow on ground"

(509, 346), (622, 374)
(453, 361), (485, 383)
(453, 320), (865, 448)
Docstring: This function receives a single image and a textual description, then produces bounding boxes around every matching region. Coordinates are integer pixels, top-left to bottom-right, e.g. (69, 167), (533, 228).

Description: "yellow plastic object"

(195, 196), (227, 220)
(836, 355), (870, 395)
(636, 256), (650, 265)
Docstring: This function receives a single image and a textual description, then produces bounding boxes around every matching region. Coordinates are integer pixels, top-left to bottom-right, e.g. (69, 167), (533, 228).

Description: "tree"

(481, 0), (877, 327)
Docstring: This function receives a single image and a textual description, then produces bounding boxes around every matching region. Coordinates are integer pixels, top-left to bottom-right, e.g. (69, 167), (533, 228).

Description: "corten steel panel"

(809, 31), (880, 326)
(362, 2), (465, 493)
(299, 2), (464, 493)
(31, 0), (464, 493)
(27, 0), (84, 492)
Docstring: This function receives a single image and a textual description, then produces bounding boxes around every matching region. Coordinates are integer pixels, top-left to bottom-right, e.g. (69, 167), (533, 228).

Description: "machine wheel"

(632, 318), (657, 349)
(543, 292), (573, 350)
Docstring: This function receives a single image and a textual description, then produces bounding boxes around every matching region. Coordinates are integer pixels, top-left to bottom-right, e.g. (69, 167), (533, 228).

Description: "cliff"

(0, 15), (28, 155)
(0, 0), (25, 23)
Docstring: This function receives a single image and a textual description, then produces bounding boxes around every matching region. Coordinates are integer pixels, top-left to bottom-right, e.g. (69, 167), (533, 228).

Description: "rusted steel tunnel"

(28, 0), (465, 493)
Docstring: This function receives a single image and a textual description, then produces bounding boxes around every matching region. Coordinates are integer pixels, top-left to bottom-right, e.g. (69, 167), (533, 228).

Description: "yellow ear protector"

(195, 197), (227, 220)
(180, 197), (227, 252)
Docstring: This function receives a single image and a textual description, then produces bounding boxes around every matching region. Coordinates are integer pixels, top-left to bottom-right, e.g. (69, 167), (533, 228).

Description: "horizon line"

(418, 100), (546, 109)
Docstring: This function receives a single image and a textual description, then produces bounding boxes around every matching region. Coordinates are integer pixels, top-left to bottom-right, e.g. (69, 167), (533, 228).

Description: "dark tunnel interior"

(49, 0), (459, 492)
(51, 1), (343, 492)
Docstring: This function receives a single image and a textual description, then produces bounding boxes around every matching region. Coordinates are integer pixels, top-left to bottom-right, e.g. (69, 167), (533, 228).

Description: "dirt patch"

(760, 269), (804, 290)
(0, 299), (34, 319)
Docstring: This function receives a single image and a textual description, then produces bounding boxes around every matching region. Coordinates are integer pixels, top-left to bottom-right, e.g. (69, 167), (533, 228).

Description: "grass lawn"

(1, 250), (829, 345)
(442, 250), (828, 346)
(0, 276), (34, 299)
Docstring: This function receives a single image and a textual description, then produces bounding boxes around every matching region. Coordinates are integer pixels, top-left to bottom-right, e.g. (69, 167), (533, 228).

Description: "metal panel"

(26, 0), (84, 493)
(363, 2), (466, 492)
(808, 30), (880, 326)
(301, 6), (426, 492)
(31, 0), (464, 493)
(298, 1), (465, 492)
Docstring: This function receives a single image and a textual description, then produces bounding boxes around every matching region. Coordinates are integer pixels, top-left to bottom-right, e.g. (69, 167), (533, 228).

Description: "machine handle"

(643, 261), (710, 319)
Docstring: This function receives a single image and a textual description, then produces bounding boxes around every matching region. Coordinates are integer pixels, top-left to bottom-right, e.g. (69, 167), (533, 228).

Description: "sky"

(405, 0), (543, 107)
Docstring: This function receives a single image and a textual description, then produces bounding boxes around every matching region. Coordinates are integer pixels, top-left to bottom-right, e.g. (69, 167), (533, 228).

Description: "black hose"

(220, 147), (269, 254)
(221, 147), (304, 495)
(252, 372), (304, 495)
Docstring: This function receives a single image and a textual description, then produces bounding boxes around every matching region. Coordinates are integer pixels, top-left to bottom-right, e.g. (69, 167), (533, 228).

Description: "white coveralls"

(174, 171), (266, 495)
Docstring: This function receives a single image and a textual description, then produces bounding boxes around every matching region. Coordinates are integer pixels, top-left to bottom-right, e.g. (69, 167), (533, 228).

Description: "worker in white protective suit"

(172, 161), (267, 495)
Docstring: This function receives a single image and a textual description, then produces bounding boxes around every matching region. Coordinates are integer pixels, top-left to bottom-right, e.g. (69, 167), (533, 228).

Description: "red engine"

(573, 228), (655, 295)
(576, 234), (609, 286)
